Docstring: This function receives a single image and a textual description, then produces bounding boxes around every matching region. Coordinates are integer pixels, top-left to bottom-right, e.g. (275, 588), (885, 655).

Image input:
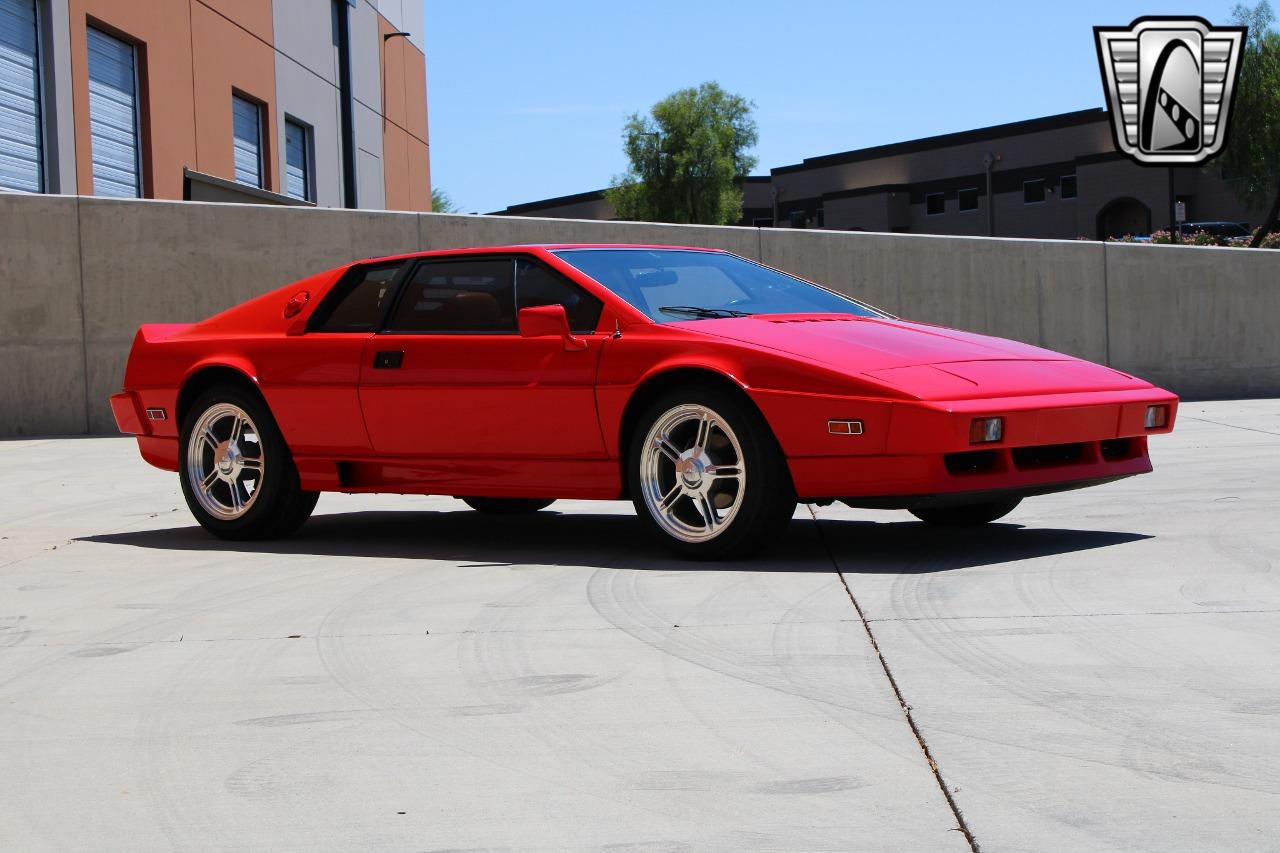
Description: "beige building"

(494, 110), (1263, 240)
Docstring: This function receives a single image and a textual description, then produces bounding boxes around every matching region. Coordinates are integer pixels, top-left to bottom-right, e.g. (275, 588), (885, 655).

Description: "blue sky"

(423, 1), (1242, 213)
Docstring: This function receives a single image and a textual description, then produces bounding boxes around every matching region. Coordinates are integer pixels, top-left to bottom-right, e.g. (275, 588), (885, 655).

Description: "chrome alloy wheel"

(185, 403), (265, 521)
(639, 403), (746, 543)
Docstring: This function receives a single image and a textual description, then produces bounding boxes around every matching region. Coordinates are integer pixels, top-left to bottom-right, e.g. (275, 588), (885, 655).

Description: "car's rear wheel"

(909, 497), (1021, 526)
(179, 385), (318, 540)
(629, 386), (795, 559)
(461, 498), (555, 514)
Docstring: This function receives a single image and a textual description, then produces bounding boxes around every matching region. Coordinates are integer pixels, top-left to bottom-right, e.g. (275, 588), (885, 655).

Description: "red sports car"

(111, 244), (1177, 558)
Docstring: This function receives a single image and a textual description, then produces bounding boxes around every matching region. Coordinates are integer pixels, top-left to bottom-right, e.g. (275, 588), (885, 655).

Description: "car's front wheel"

(179, 385), (318, 540)
(909, 497), (1021, 526)
(629, 386), (795, 559)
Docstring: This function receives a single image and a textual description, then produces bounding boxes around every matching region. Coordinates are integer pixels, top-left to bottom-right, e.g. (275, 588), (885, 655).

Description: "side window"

(387, 259), (515, 333)
(515, 259), (603, 333)
(312, 263), (403, 332)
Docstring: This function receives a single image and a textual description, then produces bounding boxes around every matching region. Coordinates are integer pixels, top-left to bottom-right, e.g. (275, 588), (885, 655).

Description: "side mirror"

(518, 304), (587, 351)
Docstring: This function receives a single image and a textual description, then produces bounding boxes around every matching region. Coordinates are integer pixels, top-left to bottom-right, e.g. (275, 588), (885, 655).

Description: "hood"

(684, 314), (1147, 399)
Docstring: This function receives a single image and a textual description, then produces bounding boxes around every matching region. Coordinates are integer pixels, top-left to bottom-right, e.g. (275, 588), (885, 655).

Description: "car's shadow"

(78, 507), (1151, 574)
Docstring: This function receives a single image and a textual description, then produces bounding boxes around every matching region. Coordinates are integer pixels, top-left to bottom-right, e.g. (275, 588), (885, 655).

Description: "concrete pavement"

(1, 400), (1277, 851)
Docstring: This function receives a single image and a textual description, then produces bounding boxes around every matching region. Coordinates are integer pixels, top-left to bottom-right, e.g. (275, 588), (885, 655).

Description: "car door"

(357, 255), (608, 461)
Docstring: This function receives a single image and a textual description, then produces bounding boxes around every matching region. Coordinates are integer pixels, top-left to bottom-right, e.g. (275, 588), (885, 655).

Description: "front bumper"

(757, 387), (1177, 501)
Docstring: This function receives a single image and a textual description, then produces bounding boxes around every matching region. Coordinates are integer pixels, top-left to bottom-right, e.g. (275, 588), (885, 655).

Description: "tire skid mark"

(451, 562), (754, 828)
(584, 566), (895, 719)
(312, 561), (686, 825)
(818, 509), (1280, 837)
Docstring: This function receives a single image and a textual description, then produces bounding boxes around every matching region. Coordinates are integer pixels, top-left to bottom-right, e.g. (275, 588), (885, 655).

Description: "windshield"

(552, 249), (884, 322)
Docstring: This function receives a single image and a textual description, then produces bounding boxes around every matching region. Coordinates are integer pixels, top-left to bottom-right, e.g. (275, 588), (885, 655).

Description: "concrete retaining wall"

(2, 194), (1277, 436)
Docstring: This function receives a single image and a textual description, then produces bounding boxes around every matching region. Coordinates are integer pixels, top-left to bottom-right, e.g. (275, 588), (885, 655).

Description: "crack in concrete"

(1181, 416), (1280, 439)
(809, 505), (981, 852)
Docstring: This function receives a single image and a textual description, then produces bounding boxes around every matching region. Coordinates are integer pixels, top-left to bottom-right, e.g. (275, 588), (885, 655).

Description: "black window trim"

(514, 255), (604, 335)
(379, 254), (518, 336)
(957, 187), (980, 213)
(925, 192), (945, 216)
(308, 252), (609, 337)
(306, 259), (411, 333)
(376, 253), (605, 337)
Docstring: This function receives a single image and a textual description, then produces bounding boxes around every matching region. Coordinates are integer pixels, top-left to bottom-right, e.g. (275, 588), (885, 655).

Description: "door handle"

(372, 350), (404, 369)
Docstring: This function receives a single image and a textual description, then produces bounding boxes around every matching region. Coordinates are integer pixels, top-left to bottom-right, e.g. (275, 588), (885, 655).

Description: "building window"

(1060, 175), (1078, 200)
(1023, 179), (1046, 205)
(0, 0), (43, 192)
(958, 188), (979, 212)
(87, 27), (141, 198)
(284, 117), (312, 201)
(925, 193), (945, 215)
(815, 207), (824, 227)
(231, 94), (263, 188)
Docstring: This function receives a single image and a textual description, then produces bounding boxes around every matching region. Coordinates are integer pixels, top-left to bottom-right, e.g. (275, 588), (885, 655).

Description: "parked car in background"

(1180, 221), (1251, 239)
(110, 245), (1178, 559)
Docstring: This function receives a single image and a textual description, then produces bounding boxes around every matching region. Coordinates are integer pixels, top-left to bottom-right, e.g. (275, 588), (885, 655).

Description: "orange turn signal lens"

(828, 420), (864, 435)
(969, 417), (1003, 444)
(1144, 405), (1168, 429)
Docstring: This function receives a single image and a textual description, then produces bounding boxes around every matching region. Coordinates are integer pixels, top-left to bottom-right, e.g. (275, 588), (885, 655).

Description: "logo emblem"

(1095, 17), (1246, 165)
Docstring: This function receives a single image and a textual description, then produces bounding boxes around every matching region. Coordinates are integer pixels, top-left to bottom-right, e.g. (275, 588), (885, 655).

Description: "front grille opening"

(1100, 438), (1134, 461)
(1012, 442), (1084, 469)
(945, 449), (999, 475)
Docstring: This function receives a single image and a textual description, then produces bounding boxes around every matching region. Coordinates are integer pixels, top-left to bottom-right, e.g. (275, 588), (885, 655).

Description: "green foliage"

(605, 82), (758, 225)
(430, 186), (458, 213)
(1215, 3), (1280, 241)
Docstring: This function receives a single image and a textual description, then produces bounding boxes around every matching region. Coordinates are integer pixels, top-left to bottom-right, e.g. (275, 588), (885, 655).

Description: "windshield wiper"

(658, 305), (754, 319)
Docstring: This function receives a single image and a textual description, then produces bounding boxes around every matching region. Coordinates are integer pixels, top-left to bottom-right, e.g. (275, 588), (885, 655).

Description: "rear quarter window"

(310, 263), (404, 332)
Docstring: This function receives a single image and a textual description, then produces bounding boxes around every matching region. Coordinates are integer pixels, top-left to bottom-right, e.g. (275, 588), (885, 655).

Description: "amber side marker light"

(828, 420), (864, 435)
(1144, 405), (1169, 429)
(969, 417), (1003, 444)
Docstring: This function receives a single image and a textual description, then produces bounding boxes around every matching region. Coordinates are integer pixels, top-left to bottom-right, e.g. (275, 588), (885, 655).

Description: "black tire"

(628, 384), (795, 560)
(179, 383), (318, 540)
(909, 497), (1022, 527)
(461, 497), (555, 514)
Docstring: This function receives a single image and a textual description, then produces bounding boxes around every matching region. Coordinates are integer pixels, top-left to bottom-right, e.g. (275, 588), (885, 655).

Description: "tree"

(605, 82), (758, 225)
(1215, 2), (1280, 246)
(431, 186), (458, 213)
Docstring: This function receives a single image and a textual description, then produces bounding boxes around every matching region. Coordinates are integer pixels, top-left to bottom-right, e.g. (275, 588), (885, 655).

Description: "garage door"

(87, 26), (140, 198)
(0, 0), (42, 192)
